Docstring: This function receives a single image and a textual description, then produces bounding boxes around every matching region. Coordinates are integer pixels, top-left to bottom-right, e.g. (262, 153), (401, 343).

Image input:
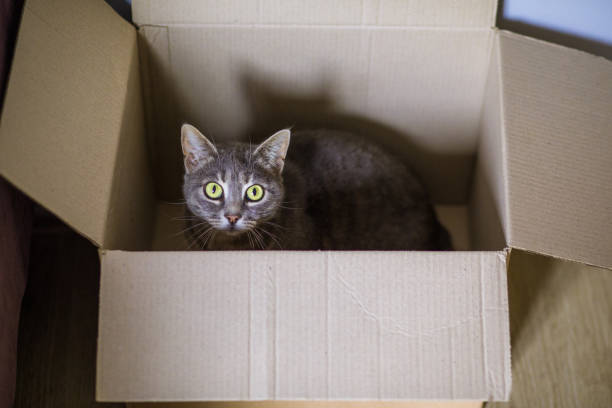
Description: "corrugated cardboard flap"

(132, 0), (497, 28)
(498, 31), (612, 269)
(97, 250), (511, 401)
(0, 0), (154, 249)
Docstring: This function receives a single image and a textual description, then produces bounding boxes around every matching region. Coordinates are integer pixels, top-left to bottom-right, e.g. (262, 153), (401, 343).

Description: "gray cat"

(181, 124), (451, 250)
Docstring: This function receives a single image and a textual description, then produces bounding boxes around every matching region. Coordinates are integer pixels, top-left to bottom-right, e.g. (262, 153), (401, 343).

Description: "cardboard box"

(1, 0), (611, 404)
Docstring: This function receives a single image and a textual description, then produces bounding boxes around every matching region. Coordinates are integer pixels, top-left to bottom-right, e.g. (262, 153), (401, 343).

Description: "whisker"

(171, 216), (200, 221)
(262, 220), (287, 230)
(280, 200), (301, 205)
(173, 221), (208, 237)
(277, 205), (302, 210)
(256, 226), (283, 249)
(184, 225), (205, 250)
(246, 230), (255, 249)
(185, 228), (204, 250)
(187, 225), (215, 250)
(199, 228), (215, 250)
(250, 228), (266, 250)
(201, 229), (217, 249)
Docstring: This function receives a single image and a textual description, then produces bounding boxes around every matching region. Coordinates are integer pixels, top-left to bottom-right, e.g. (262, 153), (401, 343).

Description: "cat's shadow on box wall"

(238, 71), (472, 206)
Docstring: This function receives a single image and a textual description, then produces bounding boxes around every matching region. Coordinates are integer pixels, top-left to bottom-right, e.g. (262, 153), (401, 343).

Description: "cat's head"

(181, 124), (290, 235)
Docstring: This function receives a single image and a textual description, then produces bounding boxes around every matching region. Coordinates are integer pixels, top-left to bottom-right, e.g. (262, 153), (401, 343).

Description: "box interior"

(131, 24), (506, 252)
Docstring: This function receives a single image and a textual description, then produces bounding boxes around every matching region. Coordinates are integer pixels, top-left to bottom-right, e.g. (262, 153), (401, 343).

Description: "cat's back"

(288, 129), (425, 200)
(286, 130), (449, 250)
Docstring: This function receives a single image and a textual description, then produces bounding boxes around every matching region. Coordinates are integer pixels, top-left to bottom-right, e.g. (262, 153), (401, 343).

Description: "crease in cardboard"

(449, 329), (455, 398)
(325, 252), (331, 399)
(468, 30), (510, 251)
(273, 255), (279, 399)
(487, 251), (510, 400)
(499, 250), (512, 401)
(137, 23), (494, 31)
(248, 258), (253, 398)
(494, 33), (512, 246)
(102, 34), (156, 250)
(332, 268), (482, 338)
(478, 253), (489, 400)
(331, 253), (487, 339)
(137, 27), (161, 192)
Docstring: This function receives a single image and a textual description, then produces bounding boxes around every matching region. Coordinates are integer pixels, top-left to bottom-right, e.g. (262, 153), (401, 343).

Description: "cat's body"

(181, 126), (451, 250)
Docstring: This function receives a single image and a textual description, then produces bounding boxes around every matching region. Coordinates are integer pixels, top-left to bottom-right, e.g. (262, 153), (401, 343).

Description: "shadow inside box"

(238, 71), (475, 206)
(505, 250), (564, 354)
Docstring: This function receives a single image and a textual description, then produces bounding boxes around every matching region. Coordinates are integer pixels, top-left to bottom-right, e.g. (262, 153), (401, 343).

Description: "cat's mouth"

(222, 227), (246, 235)
(216, 223), (250, 235)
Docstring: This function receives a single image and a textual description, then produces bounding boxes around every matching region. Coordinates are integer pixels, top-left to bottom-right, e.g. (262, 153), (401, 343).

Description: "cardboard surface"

(498, 31), (612, 269)
(97, 251), (510, 401)
(103, 32), (156, 250)
(468, 33), (508, 251)
(133, 0), (497, 28)
(128, 402), (483, 408)
(138, 25), (492, 203)
(0, 0), (152, 248)
(489, 251), (612, 408)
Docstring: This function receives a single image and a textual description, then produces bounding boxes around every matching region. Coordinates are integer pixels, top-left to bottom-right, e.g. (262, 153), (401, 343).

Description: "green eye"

(246, 184), (264, 202)
(204, 182), (223, 199)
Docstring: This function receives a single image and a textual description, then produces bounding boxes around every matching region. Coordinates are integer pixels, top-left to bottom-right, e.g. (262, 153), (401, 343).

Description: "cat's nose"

(225, 214), (241, 225)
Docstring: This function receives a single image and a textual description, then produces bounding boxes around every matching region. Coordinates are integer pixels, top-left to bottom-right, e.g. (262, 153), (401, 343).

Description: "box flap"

(0, 0), (153, 248)
(132, 0), (497, 28)
(498, 31), (612, 269)
(97, 250), (510, 401)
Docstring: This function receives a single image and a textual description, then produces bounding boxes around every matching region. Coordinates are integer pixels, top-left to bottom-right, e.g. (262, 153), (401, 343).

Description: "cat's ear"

(181, 124), (217, 173)
(253, 129), (291, 173)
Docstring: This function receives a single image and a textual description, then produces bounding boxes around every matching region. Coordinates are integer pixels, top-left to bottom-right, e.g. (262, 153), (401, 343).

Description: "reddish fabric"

(1, 1), (29, 407)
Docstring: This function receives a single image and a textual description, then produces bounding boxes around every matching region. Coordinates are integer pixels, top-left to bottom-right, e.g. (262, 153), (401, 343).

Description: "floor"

(12, 210), (612, 407)
(14, 213), (122, 408)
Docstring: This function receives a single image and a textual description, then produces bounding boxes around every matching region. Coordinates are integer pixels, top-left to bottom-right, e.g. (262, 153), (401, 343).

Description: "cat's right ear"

(253, 129), (291, 174)
(181, 124), (217, 173)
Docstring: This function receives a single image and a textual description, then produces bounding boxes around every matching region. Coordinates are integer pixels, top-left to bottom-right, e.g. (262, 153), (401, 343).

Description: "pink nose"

(225, 214), (241, 225)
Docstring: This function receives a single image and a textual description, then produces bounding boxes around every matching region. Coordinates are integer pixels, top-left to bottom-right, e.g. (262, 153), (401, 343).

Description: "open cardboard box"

(1, 0), (611, 405)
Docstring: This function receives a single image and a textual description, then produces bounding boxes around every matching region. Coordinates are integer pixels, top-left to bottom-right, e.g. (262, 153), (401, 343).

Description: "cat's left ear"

(254, 129), (291, 173)
(181, 124), (218, 173)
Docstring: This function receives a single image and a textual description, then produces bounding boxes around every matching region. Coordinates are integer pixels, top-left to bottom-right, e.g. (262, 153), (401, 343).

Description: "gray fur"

(181, 126), (451, 250)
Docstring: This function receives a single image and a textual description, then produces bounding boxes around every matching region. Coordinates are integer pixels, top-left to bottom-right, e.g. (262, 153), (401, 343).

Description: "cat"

(181, 124), (451, 250)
